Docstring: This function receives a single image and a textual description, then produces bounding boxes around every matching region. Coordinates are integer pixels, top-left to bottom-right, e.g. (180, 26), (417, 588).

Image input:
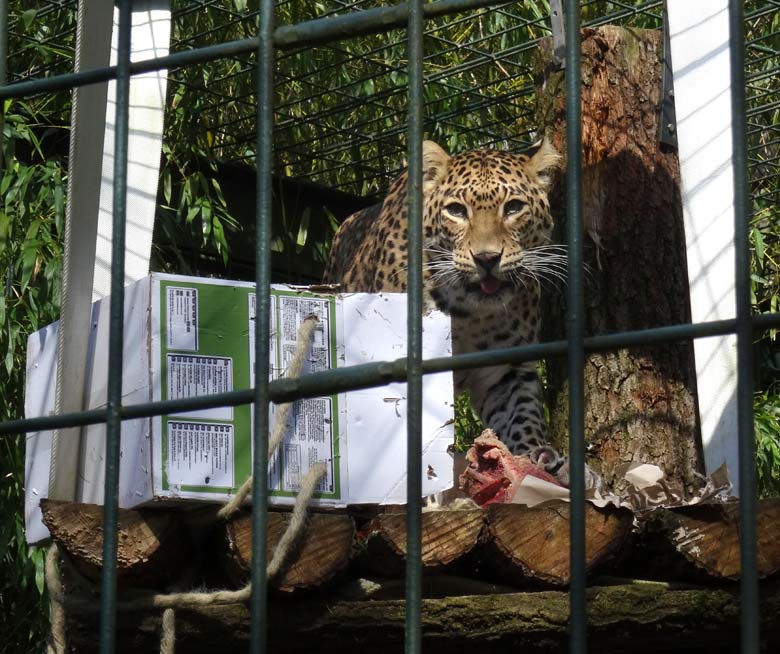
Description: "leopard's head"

(422, 139), (562, 307)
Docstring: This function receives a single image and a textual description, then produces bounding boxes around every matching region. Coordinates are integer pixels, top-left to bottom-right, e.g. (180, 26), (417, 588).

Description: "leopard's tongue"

(480, 276), (502, 295)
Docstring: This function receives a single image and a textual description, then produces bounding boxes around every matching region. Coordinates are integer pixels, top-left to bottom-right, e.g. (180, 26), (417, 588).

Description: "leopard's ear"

(422, 141), (451, 194)
(526, 137), (562, 190)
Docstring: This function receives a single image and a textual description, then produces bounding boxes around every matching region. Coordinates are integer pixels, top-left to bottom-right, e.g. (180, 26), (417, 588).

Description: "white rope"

(46, 313), (326, 652)
(218, 314), (319, 520)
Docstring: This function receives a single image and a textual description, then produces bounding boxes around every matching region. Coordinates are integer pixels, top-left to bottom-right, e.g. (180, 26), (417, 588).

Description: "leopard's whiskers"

(511, 245), (571, 293)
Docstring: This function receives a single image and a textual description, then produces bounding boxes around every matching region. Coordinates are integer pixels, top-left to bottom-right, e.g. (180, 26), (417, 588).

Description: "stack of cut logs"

(43, 499), (780, 592)
(43, 498), (780, 653)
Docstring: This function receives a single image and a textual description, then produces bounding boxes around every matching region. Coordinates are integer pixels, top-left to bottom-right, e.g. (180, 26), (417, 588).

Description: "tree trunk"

(535, 26), (703, 492)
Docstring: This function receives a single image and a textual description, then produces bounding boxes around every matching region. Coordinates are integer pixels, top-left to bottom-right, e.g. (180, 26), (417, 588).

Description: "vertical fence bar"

(99, 1), (132, 653)
(405, 0), (424, 652)
(0, 0), (6, 178)
(728, 1), (760, 652)
(249, 1), (275, 653)
(564, 1), (587, 652)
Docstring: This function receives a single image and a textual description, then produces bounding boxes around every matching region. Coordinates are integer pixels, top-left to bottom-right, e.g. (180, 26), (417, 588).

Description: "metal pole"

(405, 0), (424, 651)
(249, 1), (275, 652)
(564, 0), (587, 652)
(0, 0), (6, 177)
(728, 1), (759, 652)
(99, 1), (132, 652)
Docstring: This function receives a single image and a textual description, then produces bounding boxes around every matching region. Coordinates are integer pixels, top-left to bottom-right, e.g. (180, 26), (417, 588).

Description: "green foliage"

(453, 391), (484, 453)
(0, 438), (48, 654)
(0, 97), (65, 652)
(746, 5), (780, 485)
(159, 73), (243, 270)
(747, 5), (780, 351)
(755, 389), (780, 498)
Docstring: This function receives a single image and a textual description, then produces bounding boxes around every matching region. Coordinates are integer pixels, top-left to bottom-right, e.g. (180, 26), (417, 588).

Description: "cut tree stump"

(536, 26), (703, 492)
(40, 499), (190, 589)
(356, 505), (485, 577)
(481, 501), (634, 586)
(224, 510), (354, 591)
(636, 499), (780, 581)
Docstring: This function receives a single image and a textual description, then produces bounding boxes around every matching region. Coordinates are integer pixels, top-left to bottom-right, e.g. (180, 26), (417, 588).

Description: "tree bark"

(535, 27), (703, 492)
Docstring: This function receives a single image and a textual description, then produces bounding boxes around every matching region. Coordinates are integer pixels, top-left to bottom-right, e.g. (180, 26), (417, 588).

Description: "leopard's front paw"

(551, 460), (603, 493)
(529, 445), (565, 475)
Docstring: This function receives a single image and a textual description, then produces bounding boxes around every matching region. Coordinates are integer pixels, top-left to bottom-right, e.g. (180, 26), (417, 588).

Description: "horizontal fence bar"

(5, 312), (780, 436)
(0, 0), (502, 100)
(275, 0), (502, 49)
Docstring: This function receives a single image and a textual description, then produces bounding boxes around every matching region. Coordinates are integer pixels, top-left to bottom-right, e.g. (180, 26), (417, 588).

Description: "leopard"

(323, 138), (588, 486)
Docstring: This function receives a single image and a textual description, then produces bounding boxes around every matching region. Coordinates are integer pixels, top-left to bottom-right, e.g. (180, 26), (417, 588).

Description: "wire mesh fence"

(1, 1), (778, 653)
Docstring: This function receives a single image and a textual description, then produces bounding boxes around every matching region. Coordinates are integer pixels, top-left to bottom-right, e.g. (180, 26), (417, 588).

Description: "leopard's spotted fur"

(323, 139), (568, 472)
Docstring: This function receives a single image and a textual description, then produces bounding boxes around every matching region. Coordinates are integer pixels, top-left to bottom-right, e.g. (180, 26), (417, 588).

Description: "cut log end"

(40, 499), (190, 589)
(483, 501), (634, 586)
(224, 511), (355, 591)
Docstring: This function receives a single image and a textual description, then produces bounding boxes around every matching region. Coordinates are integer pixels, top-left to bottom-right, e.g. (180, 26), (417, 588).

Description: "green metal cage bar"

(0, 1), (771, 652)
(730, 1), (760, 652)
(0, 0), (502, 100)
(406, 1), (425, 652)
(249, 1), (275, 652)
(564, 1), (586, 650)
(4, 314), (780, 435)
(99, 2), (132, 652)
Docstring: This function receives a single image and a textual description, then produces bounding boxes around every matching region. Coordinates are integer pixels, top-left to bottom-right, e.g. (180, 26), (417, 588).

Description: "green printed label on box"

(157, 279), (341, 500)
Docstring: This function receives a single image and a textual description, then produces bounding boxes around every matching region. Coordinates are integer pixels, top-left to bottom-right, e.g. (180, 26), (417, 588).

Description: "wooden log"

(224, 510), (354, 591)
(536, 26), (703, 492)
(63, 582), (780, 653)
(635, 499), (780, 581)
(40, 499), (190, 589)
(355, 506), (485, 577)
(481, 502), (633, 586)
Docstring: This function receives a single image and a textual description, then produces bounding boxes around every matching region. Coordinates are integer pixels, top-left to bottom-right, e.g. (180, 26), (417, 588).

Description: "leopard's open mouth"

(480, 276), (502, 295)
(465, 275), (508, 297)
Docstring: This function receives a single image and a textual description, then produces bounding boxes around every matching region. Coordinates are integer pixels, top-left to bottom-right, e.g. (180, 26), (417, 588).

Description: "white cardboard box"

(25, 273), (455, 542)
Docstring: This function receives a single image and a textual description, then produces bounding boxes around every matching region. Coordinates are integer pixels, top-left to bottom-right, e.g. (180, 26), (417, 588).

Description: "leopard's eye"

(504, 199), (526, 217)
(444, 202), (468, 220)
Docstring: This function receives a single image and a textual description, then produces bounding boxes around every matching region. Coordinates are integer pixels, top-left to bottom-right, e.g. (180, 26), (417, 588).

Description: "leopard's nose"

(471, 250), (502, 275)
